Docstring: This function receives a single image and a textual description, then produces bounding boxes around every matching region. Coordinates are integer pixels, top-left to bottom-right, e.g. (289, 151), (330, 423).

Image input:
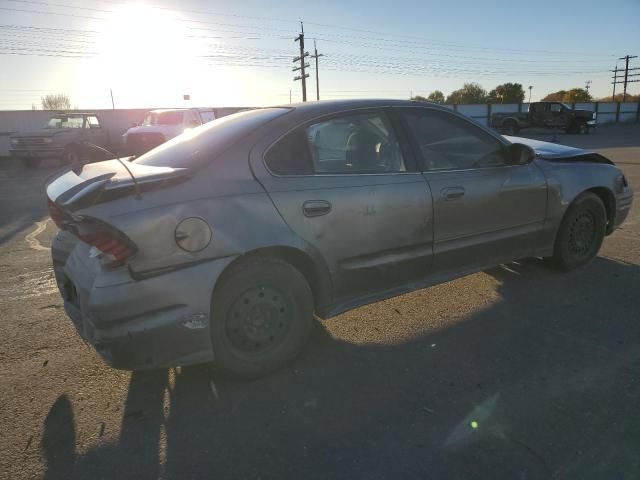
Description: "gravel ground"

(1, 124), (639, 480)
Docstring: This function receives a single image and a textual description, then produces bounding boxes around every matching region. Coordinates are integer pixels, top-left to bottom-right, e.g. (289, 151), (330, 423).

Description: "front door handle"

(303, 200), (332, 217)
(442, 187), (465, 201)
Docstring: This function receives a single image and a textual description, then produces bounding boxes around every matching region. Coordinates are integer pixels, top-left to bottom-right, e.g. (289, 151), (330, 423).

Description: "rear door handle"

(442, 187), (465, 201)
(303, 200), (332, 217)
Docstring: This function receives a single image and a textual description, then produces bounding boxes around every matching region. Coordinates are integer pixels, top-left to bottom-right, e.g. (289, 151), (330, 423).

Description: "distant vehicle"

(46, 99), (632, 378)
(491, 102), (596, 135)
(122, 108), (216, 156)
(9, 113), (109, 168)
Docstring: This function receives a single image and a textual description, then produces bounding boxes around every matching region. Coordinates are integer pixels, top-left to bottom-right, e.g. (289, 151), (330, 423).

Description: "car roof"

(148, 108), (191, 113)
(53, 112), (98, 116)
(275, 98), (449, 114)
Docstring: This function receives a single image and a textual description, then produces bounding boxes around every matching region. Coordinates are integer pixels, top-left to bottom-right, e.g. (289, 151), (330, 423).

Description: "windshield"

(46, 116), (83, 129)
(142, 111), (184, 126)
(133, 108), (290, 168)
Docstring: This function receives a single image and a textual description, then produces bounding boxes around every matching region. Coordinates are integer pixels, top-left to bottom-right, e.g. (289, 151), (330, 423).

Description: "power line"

(5, 0), (618, 58)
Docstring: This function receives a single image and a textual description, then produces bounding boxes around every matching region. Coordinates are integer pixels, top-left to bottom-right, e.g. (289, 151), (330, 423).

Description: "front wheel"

(210, 256), (314, 378)
(552, 192), (606, 271)
(502, 120), (519, 136)
(62, 146), (81, 165)
(577, 122), (589, 134)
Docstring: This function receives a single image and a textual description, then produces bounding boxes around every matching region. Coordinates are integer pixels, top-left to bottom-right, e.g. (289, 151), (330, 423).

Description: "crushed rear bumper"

(55, 241), (235, 370)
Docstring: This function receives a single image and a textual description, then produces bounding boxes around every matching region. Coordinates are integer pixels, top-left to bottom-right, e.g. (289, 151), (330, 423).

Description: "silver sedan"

(46, 99), (633, 377)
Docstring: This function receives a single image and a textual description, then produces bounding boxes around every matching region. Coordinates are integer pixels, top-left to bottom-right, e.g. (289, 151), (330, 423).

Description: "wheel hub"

(226, 286), (291, 354)
(569, 212), (596, 256)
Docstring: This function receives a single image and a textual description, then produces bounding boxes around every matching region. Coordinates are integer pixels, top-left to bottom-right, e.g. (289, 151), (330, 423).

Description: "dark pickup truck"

(491, 102), (596, 135)
(9, 112), (110, 168)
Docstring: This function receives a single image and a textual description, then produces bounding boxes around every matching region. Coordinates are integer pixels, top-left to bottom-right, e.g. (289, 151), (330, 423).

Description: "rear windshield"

(133, 108), (290, 168)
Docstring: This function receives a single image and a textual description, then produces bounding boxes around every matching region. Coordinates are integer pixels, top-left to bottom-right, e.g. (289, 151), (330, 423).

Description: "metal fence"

(450, 101), (640, 127)
(0, 102), (638, 157)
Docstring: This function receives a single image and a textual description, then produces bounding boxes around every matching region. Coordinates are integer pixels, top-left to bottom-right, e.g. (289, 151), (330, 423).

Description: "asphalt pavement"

(1, 124), (639, 480)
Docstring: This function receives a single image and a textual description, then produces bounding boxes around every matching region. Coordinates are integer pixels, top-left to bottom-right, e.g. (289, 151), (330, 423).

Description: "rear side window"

(265, 112), (406, 175)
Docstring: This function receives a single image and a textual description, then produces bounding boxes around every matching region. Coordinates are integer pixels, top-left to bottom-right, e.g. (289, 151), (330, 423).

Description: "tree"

(487, 83), (525, 103)
(427, 90), (445, 104)
(563, 88), (592, 103)
(446, 83), (486, 104)
(541, 90), (566, 102)
(410, 95), (429, 102)
(41, 94), (71, 110)
(541, 88), (592, 103)
(597, 93), (640, 102)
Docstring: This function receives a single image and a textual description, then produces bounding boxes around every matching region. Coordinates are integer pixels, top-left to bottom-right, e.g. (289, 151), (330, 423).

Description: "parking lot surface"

(1, 124), (639, 480)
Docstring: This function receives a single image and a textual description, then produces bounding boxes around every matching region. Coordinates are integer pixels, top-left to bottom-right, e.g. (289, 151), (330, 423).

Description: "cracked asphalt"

(1, 124), (639, 480)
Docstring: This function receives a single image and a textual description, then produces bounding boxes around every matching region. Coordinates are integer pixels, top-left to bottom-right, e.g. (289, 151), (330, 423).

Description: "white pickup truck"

(122, 108), (216, 156)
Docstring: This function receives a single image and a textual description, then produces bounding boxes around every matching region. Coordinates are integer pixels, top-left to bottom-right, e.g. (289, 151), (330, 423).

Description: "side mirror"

(507, 143), (535, 165)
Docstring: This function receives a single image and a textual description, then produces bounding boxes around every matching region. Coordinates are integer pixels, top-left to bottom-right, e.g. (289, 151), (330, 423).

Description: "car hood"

(505, 136), (588, 159)
(11, 128), (70, 138)
(124, 124), (185, 137)
(505, 136), (614, 165)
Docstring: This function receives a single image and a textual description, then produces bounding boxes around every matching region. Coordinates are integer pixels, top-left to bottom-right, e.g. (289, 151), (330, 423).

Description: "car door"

(84, 115), (108, 147)
(549, 103), (569, 128)
(254, 109), (434, 299)
(397, 107), (547, 274)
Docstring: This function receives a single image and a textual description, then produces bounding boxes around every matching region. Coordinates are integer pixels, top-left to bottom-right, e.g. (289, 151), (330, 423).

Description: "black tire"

(62, 145), (81, 165)
(552, 192), (606, 271)
(577, 121), (589, 135)
(502, 120), (519, 135)
(22, 157), (41, 168)
(210, 256), (314, 378)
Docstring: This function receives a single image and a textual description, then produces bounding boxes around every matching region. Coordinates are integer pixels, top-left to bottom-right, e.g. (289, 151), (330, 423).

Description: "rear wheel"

(210, 256), (314, 378)
(502, 120), (519, 135)
(22, 157), (41, 168)
(552, 192), (606, 270)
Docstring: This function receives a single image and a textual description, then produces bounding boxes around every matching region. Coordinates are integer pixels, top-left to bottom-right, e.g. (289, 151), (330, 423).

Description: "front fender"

(535, 159), (624, 252)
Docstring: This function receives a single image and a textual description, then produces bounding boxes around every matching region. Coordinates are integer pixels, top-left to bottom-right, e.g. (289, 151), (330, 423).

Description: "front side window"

(550, 104), (562, 113)
(401, 108), (507, 171)
(265, 111), (406, 175)
(86, 116), (100, 128)
(142, 111), (184, 126)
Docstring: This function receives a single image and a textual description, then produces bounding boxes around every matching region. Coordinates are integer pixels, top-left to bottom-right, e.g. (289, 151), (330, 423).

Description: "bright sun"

(85, 3), (202, 107)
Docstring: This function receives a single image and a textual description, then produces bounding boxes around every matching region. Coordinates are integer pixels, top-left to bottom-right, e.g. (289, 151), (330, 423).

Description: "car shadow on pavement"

(41, 256), (640, 480)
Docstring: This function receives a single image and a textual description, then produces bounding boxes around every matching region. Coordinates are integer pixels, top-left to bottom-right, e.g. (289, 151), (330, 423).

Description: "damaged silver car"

(47, 100), (633, 377)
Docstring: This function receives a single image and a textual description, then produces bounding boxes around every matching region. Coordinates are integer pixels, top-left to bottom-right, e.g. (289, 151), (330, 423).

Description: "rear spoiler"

(46, 159), (189, 211)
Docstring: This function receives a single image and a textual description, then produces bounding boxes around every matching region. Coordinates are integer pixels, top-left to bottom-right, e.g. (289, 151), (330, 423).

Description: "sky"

(0, 0), (639, 110)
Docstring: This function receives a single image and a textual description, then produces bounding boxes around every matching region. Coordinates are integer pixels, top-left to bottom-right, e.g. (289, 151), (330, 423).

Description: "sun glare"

(85, 3), (202, 107)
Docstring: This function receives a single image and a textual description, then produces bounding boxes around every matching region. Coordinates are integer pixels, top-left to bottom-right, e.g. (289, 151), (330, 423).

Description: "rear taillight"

(47, 198), (65, 228)
(80, 229), (136, 269)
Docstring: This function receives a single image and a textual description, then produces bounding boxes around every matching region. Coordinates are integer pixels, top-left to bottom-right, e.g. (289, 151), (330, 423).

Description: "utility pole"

(309, 39), (324, 101)
(293, 22), (309, 102)
(110, 88), (115, 110)
(614, 55), (639, 102)
(612, 66), (619, 101)
(528, 85), (533, 103)
(585, 80), (592, 97)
